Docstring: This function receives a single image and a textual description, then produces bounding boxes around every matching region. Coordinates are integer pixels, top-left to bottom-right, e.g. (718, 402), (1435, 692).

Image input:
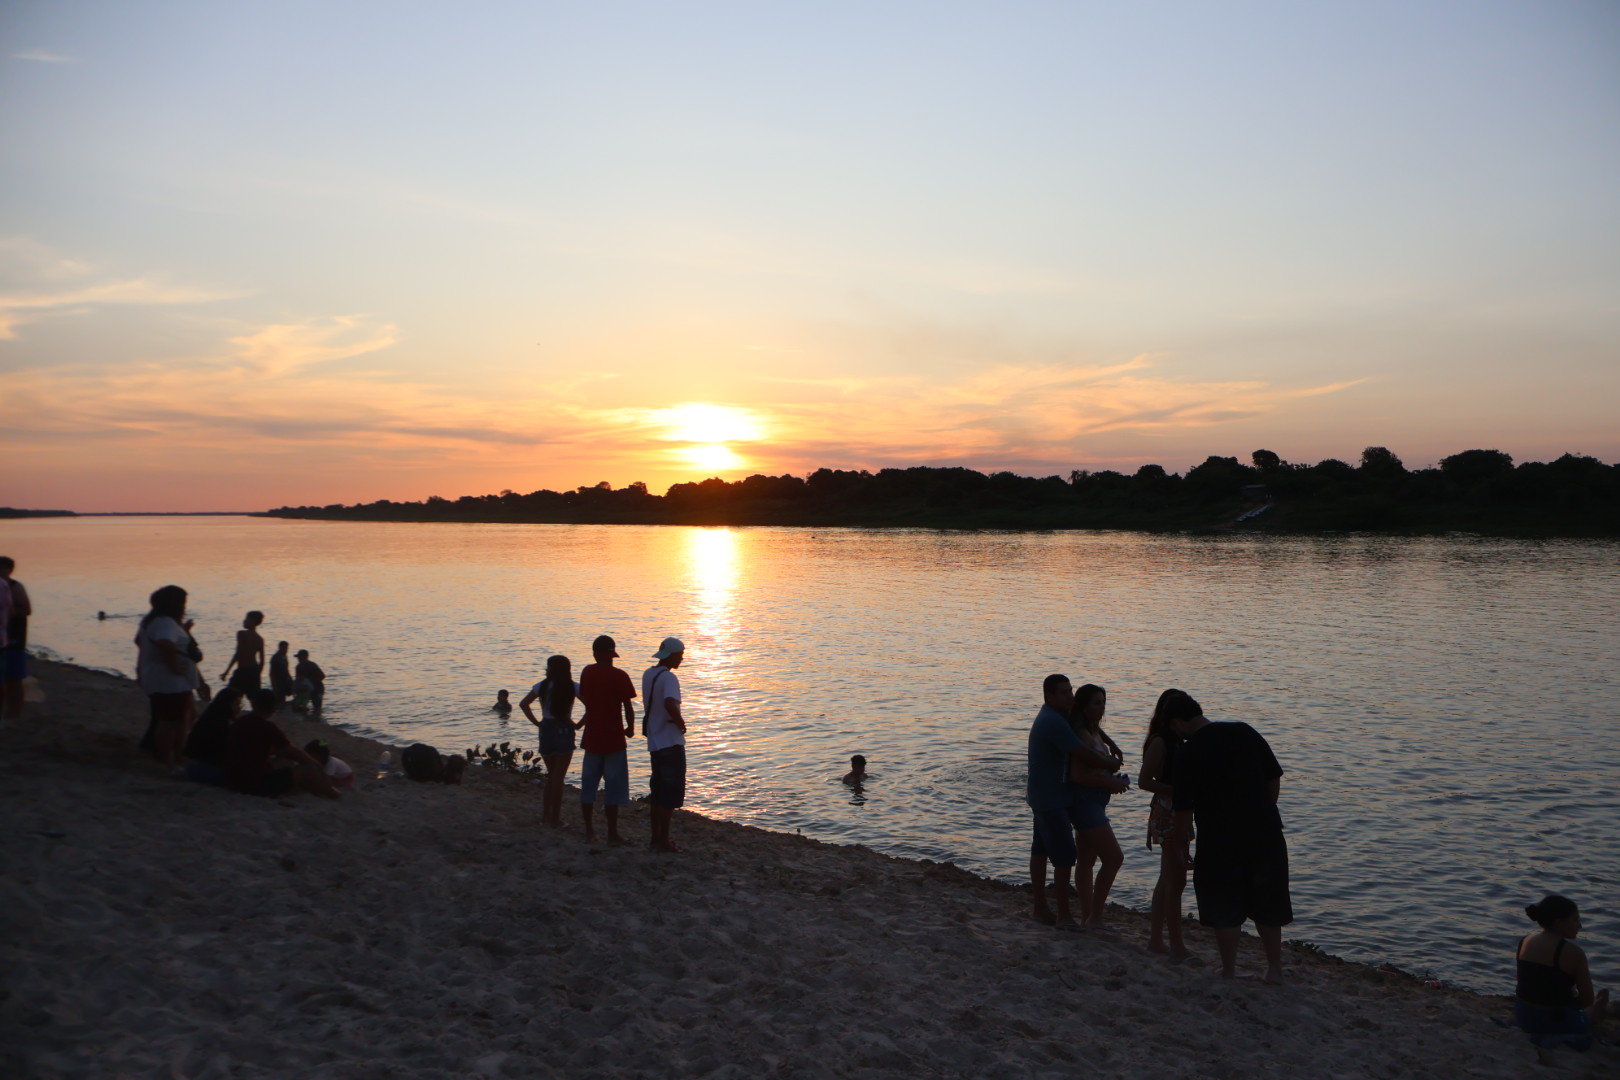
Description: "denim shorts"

(538, 718), (575, 756)
(1514, 1000), (1593, 1050)
(1071, 788), (1111, 831)
(579, 750), (629, 806)
(2, 646), (29, 682)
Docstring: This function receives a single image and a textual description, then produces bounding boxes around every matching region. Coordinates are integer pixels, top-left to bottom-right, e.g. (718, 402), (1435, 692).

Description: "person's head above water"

(851, 754), (866, 769)
(592, 634), (618, 661)
(1525, 895), (1581, 934)
(496, 689), (510, 700)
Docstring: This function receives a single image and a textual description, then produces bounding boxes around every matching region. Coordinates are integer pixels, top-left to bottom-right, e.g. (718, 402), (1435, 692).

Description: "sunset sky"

(3, 2), (1617, 511)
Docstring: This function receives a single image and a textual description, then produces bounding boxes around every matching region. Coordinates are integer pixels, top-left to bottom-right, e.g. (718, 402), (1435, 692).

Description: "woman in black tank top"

(1514, 894), (1609, 1053)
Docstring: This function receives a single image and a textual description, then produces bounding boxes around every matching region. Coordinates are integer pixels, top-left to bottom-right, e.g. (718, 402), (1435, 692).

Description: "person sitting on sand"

(293, 649), (325, 712)
(223, 689), (339, 799)
(1167, 694), (1292, 982)
(1069, 683), (1129, 928)
(184, 685), (244, 785)
(1139, 688), (1195, 961)
(1515, 894), (1610, 1054)
(576, 634), (637, 845)
(220, 610), (265, 693)
(304, 738), (355, 789)
(842, 755), (867, 785)
(1027, 673), (1090, 929)
(520, 655), (580, 828)
(493, 688), (513, 714)
(269, 640), (293, 702)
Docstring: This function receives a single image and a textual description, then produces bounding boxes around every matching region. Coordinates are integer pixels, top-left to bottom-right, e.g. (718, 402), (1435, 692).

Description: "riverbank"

(1, 659), (1608, 1079)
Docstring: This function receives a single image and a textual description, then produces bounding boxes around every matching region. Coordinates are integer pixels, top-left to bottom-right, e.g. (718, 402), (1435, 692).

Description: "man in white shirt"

(642, 636), (687, 853)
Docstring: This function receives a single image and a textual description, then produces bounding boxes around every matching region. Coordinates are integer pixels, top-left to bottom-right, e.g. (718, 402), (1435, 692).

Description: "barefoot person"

(224, 689), (340, 799)
(520, 655), (579, 828)
(1515, 895), (1610, 1054)
(1027, 673), (1086, 929)
(293, 649), (325, 712)
(576, 635), (636, 844)
(268, 641), (293, 702)
(1140, 688), (1194, 960)
(641, 637), (688, 853)
(220, 610), (265, 693)
(1168, 694), (1292, 982)
(134, 585), (204, 767)
(1070, 683), (1129, 927)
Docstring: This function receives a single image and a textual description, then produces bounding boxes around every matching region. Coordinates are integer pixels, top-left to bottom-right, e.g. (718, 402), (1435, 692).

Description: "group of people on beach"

(132, 585), (343, 798)
(1025, 675), (1292, 982)
(507, 632), (690, 852)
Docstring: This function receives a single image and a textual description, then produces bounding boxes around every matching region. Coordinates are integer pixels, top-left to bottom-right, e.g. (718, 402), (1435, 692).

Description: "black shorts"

(149, 691), (192, 728)
(1192, 832), (1293, 929)
(648, 745), (686, 809)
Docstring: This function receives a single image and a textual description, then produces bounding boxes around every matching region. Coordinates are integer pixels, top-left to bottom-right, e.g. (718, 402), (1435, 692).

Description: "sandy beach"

(1, 658), (1609, 1079)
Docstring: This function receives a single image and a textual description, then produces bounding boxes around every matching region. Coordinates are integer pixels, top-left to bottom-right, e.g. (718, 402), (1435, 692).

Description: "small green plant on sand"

(465, 741), (541, 774)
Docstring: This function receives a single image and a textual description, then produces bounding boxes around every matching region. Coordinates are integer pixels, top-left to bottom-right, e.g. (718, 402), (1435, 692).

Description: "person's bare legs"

(581, 802), (598, 842)
(1051, 864), (1076, 926)
(1030, 854), (1056, 924)
(604, 805), (625, 844)
(541, 751), (572, 826)
(1149, 874), (1169, 953)
(1074, 845), (1096, 923)
(1214, 926), (1241, 978)
(2, 679), (23, 722)
(1079, 825), (1123, 926)
(1257, 923), (1284, 984)
(1162, 843), (1191, 958)
(650, 805), (680, 851)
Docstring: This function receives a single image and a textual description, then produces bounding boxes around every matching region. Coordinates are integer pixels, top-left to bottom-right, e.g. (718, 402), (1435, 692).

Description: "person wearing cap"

(642, 637), (687, 853)
(293, 648), (326, 712)
(577, 634), (637, 844)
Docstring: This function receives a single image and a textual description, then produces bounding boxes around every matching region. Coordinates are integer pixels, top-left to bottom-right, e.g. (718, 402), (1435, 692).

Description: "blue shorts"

(2, 647), (28, 682)
(538, 718), (575, 756)
(1514, 1001), (1593, 1051)
(579, 750), (629, 806)
(1071, 788), (1111, 831)
(1030, 806), (1079, 868)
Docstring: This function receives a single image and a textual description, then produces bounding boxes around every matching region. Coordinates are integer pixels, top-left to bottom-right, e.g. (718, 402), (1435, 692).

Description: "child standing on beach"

(520, 655), (580, 828)
(576, 635), (636, 844)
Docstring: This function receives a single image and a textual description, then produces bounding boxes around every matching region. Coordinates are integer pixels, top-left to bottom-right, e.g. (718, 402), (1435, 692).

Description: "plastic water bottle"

(376, 750), (392, 779)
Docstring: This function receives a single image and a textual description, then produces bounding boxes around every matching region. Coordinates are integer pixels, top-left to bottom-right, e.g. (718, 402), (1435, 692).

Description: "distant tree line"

(264, 447), (1620, 536)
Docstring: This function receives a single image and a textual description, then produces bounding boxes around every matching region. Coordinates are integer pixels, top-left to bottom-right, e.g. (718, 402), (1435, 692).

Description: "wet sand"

(1, 658), (1609, 1079)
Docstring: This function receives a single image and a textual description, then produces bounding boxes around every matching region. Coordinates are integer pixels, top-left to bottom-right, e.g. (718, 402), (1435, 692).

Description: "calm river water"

(5, 516), (1617, 993)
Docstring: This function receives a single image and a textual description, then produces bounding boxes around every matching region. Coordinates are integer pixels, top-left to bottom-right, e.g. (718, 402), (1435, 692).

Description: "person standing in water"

(268, 640), (293, 702)
(1515, 894), (1610, 1054)
(220, 610), (265, 693)
(576, 635), (636, 844)
(641, 637), (688, 853)
(293, 649), (326, 711)
(520, 655), (580, 828)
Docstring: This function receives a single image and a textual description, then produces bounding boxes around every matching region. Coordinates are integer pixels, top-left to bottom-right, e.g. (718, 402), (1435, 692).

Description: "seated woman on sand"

(1069, 683), (1130, 928)
(1515, 894), (1610, 1055)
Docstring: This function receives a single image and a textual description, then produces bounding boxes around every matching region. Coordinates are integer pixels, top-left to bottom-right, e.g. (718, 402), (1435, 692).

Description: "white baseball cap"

(653, 636), (685, 659)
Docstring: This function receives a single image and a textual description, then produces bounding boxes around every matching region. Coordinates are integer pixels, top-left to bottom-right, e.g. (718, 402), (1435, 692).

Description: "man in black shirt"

(1168, 693), (1292, 983)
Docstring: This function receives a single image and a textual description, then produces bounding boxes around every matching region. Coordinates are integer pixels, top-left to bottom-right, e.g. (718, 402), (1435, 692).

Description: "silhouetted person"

(293, 648), (325, 712)
(520, 655), (579, 828)
(269, 640), (293, 701)
(642, 636), (688, 853)
(1515, 895), (1609, 1057)
(1168, 694), (1292, 982)
(493, 688), (513, 714)
(221, 610), (265, 693)
(577, 634), (636, 844)
(1028, 673), (1089, 929)
(134, 585), (205, 768)
(0, 556), (31, 723)
(842, 754), (867, 785)
(225, 689), (339, 799)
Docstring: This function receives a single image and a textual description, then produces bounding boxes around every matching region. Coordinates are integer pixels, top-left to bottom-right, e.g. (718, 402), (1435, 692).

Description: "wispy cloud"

(0, 239), (242, 338)
(11, 51), (76, 63)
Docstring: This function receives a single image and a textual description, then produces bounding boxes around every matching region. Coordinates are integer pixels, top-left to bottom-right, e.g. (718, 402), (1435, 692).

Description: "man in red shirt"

(224, 689), (340, 799)
(577, 634), (637, 844)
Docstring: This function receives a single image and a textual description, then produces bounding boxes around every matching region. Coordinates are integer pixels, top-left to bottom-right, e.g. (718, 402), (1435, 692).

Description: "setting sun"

(659, 403), (766, 445)
(683, 443), (746, 471)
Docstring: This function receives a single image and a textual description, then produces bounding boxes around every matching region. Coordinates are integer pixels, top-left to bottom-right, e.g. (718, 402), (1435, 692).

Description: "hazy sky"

(3, 1), (1617, 511)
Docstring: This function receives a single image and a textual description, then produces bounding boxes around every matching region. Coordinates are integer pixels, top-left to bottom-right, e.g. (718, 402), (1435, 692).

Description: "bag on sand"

(402, 742), (466, 784)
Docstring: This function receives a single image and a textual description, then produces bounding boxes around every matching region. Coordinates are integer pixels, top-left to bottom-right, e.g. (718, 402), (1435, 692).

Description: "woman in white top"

(520, 654), (581, 827)
(134, 585), (202, 767)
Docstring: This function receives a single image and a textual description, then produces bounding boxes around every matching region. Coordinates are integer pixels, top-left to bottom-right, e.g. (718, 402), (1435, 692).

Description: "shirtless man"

(220, 611), (266, 693)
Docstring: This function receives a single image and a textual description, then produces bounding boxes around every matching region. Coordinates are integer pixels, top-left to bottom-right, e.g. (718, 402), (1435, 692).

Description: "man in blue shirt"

(1028, 673), (1086, 927)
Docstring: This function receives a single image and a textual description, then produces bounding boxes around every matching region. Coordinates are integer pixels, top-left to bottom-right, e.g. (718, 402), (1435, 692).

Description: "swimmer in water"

(493, 689), (512, 713)
(842, 755), (867, 784)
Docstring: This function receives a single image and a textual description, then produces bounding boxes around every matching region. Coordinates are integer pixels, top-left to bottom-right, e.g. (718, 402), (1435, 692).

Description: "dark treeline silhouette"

(265, 448), (1620, 536)
(0, 508), (76, 518)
